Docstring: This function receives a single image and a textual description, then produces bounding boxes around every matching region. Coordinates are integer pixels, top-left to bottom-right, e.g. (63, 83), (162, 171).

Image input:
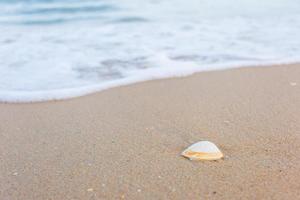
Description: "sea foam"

(0, 0), (300, 102)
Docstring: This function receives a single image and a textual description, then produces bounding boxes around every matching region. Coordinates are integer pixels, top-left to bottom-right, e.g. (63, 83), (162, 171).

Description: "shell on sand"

(182, 141), (223, 161)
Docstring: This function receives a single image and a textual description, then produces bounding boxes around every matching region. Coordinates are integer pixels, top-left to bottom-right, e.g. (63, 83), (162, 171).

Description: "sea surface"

(1, 0), (300, 102)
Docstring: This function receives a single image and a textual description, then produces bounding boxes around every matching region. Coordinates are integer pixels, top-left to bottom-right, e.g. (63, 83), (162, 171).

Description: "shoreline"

(1, 61), (300, 103)
(1, 64), (300, 199)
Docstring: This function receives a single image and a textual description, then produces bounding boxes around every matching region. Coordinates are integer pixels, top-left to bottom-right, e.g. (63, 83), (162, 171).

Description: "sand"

(0, 64), (300, 200)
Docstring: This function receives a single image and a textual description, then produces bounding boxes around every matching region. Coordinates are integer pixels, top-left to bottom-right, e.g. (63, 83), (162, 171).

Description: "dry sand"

(0, 64), (300, 200)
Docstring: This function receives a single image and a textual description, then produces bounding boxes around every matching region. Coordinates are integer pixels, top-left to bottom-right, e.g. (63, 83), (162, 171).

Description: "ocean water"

(0, 0), (300, 102)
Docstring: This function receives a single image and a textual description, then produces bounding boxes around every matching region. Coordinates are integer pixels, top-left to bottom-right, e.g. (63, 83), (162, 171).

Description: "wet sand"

(0, 64), (300, 199)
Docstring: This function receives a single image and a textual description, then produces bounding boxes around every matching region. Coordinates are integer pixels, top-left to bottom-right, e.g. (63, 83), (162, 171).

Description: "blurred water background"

(0, 0), (300, 101)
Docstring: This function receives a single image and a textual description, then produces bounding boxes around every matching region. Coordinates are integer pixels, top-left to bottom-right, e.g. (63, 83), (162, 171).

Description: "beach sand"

(0, 64), (300, 199)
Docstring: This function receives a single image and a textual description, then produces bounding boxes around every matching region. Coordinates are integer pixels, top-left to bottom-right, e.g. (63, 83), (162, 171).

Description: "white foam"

(0, 0), (300, 102)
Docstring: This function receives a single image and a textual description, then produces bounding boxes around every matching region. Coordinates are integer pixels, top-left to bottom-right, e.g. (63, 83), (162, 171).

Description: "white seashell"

(181, 141), (223, 161)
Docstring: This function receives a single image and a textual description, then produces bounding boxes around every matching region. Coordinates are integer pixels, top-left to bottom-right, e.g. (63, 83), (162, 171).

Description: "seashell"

(181, 141), (223, 161)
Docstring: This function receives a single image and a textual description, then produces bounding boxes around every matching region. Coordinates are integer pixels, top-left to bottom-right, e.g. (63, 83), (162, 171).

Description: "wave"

(0, 0), (300, 102)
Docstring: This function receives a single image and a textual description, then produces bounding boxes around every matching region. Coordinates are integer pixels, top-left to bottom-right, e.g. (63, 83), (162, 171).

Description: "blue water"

(0, 0), (300, 102)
